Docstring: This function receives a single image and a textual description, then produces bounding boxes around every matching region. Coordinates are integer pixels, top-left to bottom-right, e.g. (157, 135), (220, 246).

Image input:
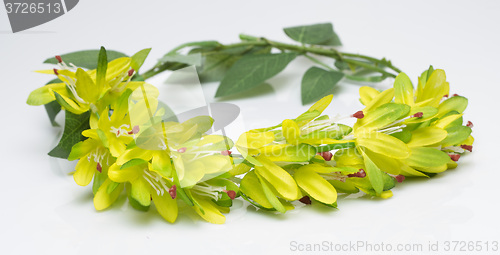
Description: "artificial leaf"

(301, 67), (344, 105)
(284, 23), (341, 46)
(44, 49), (128, 69)
(215, 53), (297, 97)
(48, 111), (90, 159)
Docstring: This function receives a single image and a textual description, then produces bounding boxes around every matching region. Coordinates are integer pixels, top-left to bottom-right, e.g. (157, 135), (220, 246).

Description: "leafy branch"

(142, 23), (402, 104)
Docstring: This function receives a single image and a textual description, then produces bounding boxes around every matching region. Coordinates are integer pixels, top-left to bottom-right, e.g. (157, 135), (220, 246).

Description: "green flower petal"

(240, 171), (273, 209)
(402, 147), (450, 170)
(407, 127), (448, 147)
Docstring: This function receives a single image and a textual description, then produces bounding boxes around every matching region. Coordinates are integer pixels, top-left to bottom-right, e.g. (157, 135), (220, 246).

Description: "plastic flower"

(108, 161), (178, 222)
(26, 55), (133, 114)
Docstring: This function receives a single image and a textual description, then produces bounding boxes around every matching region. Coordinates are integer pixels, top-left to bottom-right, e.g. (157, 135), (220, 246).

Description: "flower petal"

(240, 171), (273, 209)
(407, 127), (448, 147)
(74, 157), (96, 186)
(191, 196), (226, 224)
(151, 188), (178, 223)
(255, 156), (299, 201)
(130, 178), (151, 207)
(359, 86), (380, 106)
(282, 119), (300, 144)
(363, 88), (394, 112)
(294, 166), (337, 204)
(394, 72), (415, 106)
(357, 132), (410, 159)
(94, 179), (124, 210)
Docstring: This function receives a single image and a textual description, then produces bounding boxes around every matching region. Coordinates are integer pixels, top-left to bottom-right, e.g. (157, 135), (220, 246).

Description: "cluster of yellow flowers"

(27, 49), (473, 224)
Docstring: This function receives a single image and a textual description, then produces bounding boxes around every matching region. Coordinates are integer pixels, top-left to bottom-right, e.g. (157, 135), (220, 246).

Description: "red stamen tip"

(352, 111), (364, 119)
(412, 112), (424, 118)
(299, 196), (312, 205)
(224, 190), (236, 200)
(177, 147), (187, 153)
(168, 185), (177, 199)
(452, 94), (459, 97)
(221, 150), (232, 156)
(96, 163), (102, 173)
(443, 94), (449, 98)
(461, 145), (473, 152)
(466, 121), (474, 128)
(53, 68), (59, 75)
(128, 125), (140, 135)
(348, 169), (366, 178)
(449, 154), (461, 162)
(128, 69), (134, 77)
(55, 55), (62, 63)
(317, 151), (333, 161)
(395, 175), (405, 183)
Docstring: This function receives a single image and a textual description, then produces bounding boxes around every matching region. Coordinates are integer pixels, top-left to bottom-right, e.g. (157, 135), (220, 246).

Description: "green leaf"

(284, 23), (341, 46)
(48, 111), (90, 159)
(215, 53), (297, 97)
(44, 49), (128, 69)
(44, 100), (61, 127)
(96, 47), (108, 89)
(198, 45), (272, 83)
(301, 67), (344, 104)
(131, 48), (152, 72)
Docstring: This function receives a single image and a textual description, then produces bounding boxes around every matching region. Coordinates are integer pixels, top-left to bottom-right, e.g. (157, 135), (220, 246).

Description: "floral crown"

(27, 27), (473, 224)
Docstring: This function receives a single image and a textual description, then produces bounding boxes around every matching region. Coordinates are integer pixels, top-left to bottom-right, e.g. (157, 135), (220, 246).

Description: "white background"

(1, 1), (499, 254)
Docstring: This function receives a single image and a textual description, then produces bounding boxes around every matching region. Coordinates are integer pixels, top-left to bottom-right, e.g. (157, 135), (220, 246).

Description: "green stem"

(142, 34), (401, 80)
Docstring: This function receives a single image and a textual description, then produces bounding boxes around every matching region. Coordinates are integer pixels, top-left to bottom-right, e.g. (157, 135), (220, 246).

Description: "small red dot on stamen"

(128, 69), (135, 76)
(461, 145), (473, 152)
(412, 112), (424, 118)
(348, 169), (366, 178)
(224, 190), (236, 200)
(395, 175), (405, 183)
(317, 151), (333, 161)
(452, 94), (459, 97)
(221, 150), (232, 156)
(352, 111), (364, 119)
(357, 169), (366, 178)
(168, 185), (177, 199)
(444, 94), (449, 98)
(177, 147), (187, 153)
(117, 130), (120, 135)
(132, 125), (140, 134)
(466, 121), (474, 128)
(449, 154), (461, 162)
(55, 55), (62, 63)
(53, 68), (59, 75)
(96, 163), (102, 173)
(299, 196), (312, 205)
